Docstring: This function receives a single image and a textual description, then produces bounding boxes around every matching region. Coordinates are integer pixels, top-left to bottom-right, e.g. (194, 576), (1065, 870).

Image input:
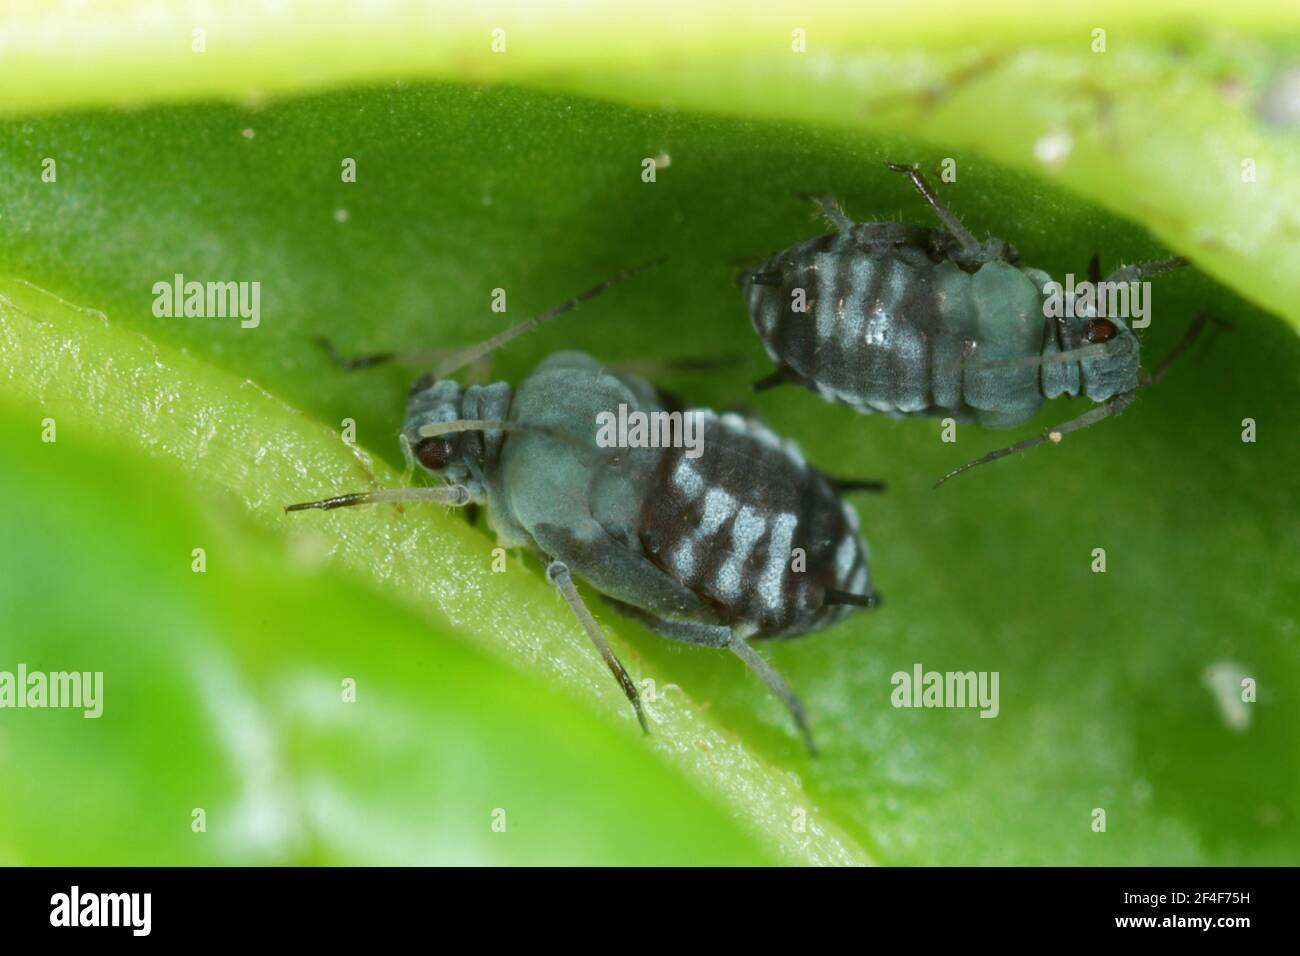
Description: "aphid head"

(401, 377), (482, 495)
(1066, 310), (1142, 400)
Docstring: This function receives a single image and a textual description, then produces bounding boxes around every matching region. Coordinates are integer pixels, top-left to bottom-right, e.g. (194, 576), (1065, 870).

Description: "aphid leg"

(530, 521), (709, 621)
(610, 354), (748, 377)
(545, 560), (650, 735)
(730, 255), (765, 287)
(315, 336), (451, 371)
(801, 192), (854, 232)
(604, 601), (816, 755)
(934, 392), (1136, 487)
(1087, 253), (1103, 283)
(746, 270), (785, 287)
(603, 599), (731, 645)
(824, 589), (884, 608)
(824, 475), (887, 494)
(1144, 311), (1214, 387)
(753, 369), (789, 392)
(1103, 256), (1188, 285)
(728, 638), (818, 756)
(284, 485), (471, 512)
(883, 162), (982, 255)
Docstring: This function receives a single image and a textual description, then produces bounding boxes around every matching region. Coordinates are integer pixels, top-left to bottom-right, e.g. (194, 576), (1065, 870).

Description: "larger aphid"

(288, 265), (880, 753)
(742, 163), (1209, 483)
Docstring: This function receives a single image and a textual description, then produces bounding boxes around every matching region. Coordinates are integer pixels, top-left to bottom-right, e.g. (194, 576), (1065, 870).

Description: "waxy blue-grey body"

(290, 259), (882, 751)
(744, 224), (1142, 429)
(405, 351), (870, 641)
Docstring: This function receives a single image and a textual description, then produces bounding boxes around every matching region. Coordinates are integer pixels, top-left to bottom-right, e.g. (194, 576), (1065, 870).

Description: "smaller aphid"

(742, 162), (1213, 484)
(289, 263), (881, 753)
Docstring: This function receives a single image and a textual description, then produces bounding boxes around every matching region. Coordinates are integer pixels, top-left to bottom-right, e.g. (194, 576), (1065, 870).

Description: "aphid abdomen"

(636, 410), (868, 639)
(750, 231), (970, 419)
(850, 251), (940, 416)
(747, 233), (836, 399)
(499, 352), (707, 620)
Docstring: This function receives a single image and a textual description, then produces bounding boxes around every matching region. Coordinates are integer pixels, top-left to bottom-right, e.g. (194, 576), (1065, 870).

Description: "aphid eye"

(1085, 318), (1118, 343)
(414, 436), (452, 471)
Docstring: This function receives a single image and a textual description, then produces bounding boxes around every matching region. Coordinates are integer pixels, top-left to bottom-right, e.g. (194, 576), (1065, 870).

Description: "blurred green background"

(0, 2), (1297, 865)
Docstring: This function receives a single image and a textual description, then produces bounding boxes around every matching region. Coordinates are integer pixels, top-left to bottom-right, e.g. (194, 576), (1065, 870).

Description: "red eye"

(415, 437), (451, 471)
(1085, 318), (1118, 343)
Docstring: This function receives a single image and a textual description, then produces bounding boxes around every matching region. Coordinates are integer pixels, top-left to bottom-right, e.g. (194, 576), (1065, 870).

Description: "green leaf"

(1, 7), (1298, 865)
(5, 3), (1300, 330)
(0, 279), (844, 865)
(0, 358), (780, 868)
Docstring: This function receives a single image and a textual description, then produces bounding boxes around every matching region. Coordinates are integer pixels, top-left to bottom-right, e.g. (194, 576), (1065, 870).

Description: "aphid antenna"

(1141, 311), (1216, 388)
(320, 255), (668, 374)
(284, 485), (471, 513)
(933, 392), (1135, 489)
(416, 418), (532, 439)
(935, 310), (1215, 487)
(415, 417), (598, 458)
(432, 255), (669, 377)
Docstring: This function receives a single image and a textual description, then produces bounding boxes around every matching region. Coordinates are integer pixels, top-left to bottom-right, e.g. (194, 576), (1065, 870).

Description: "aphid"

(288, 265), (881, 753)
(742, 162), (1209, 484)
